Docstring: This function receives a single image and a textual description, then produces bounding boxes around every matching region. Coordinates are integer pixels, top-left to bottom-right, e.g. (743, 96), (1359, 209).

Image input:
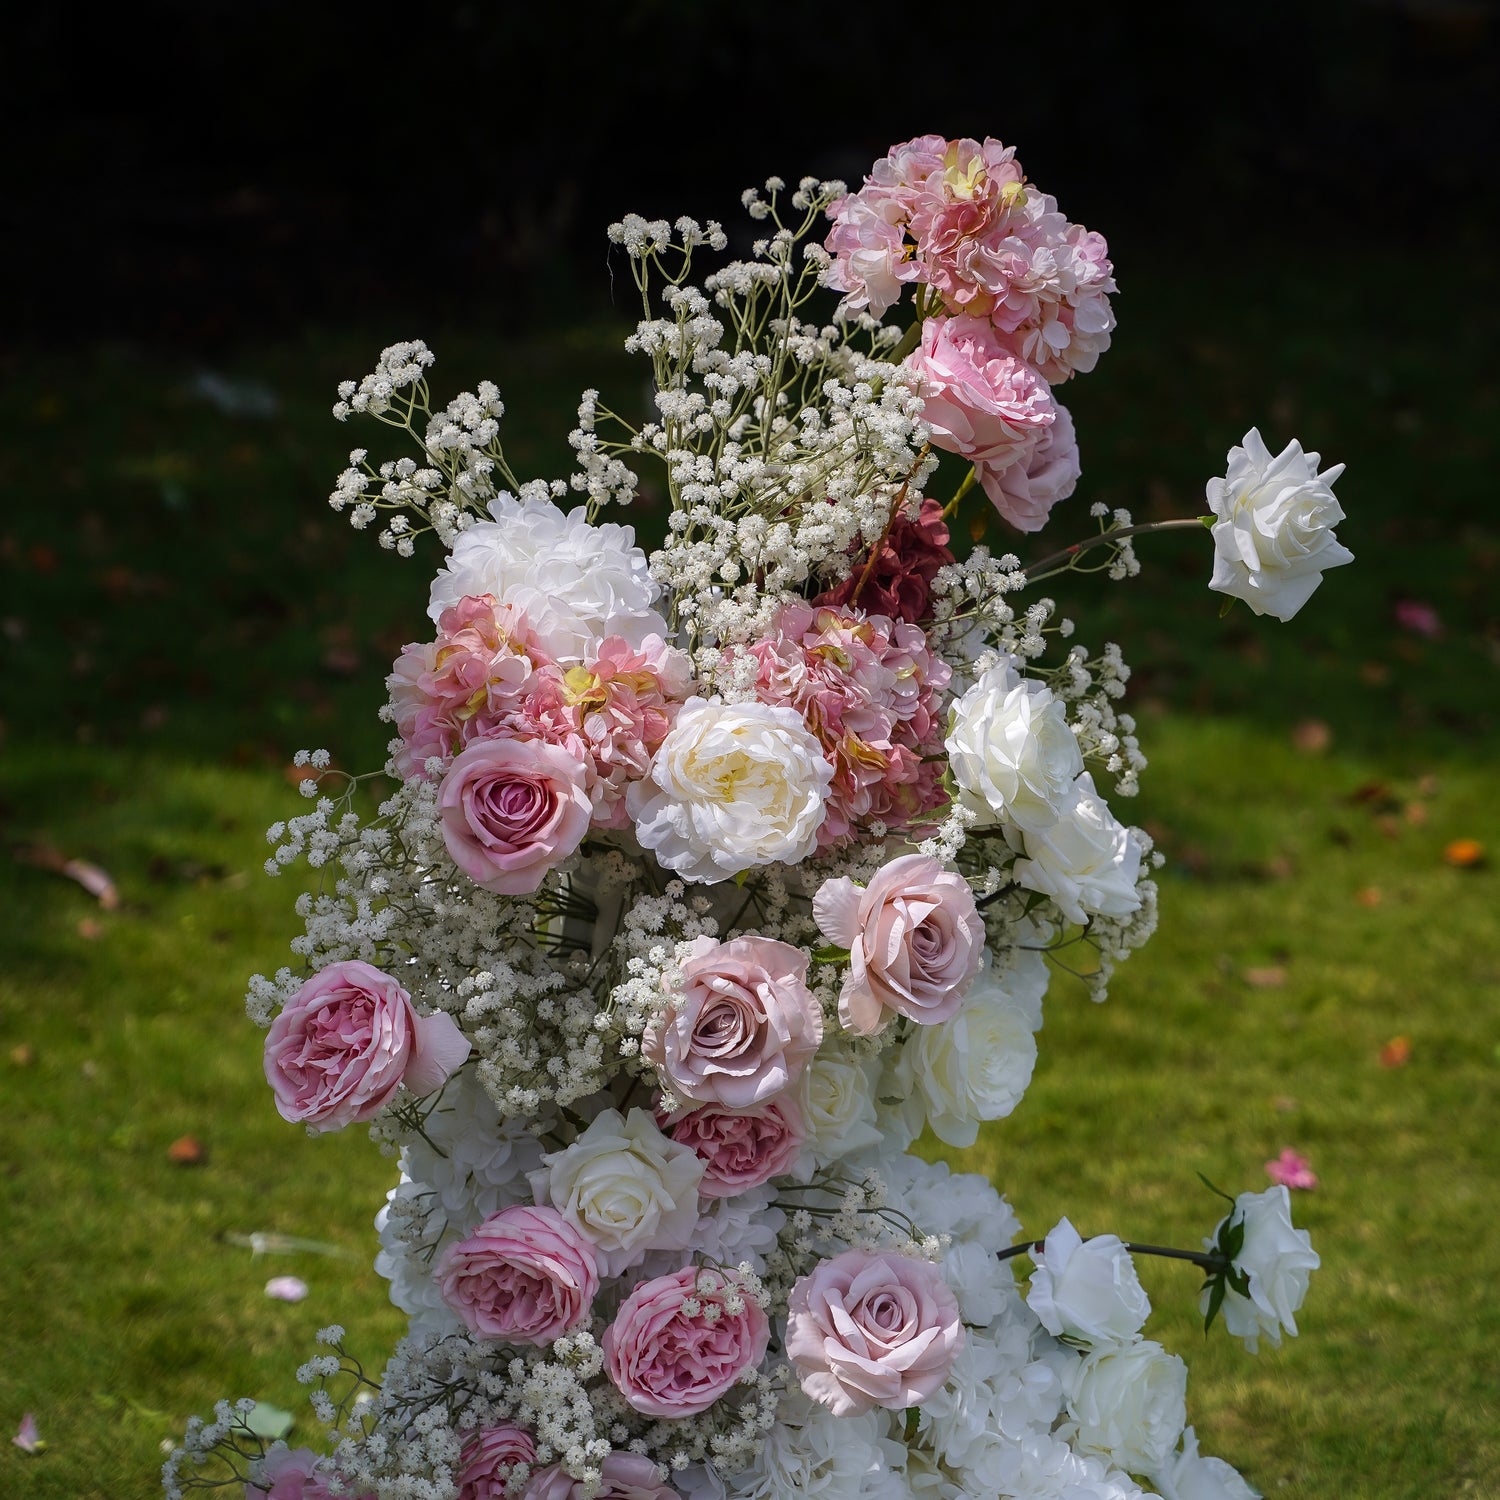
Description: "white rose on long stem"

(1008, 772), (1142, 926)
(1026, 1217), (1151, 1346)
(1062, 1339), (1188, 1476)
(1206, 428), (1351, 621)
(945, 657), (1083, 833)
(1202, 1185), (1320, 1353)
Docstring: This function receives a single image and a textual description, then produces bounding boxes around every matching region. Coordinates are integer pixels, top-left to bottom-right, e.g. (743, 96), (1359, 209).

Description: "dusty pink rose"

(246, 1446), (373, 1500)
(263, 960), (470, 1133)
(643, 935), (823, 1107)
(907, 314), (1057, 486)
(983, 401), (1081, 533)
(523, 1453), (679, 1500)
(438, 737), (592, 895)
(435, 1204), (600, 1345)
(785, 1249), (964, 1416)
(457, 1425), (537, 1500)
(603, 1266), (771, 1417)
(812, 854), (984, 1035)
(659, 1095), (806, 1198)
(813, 496), (955, 624)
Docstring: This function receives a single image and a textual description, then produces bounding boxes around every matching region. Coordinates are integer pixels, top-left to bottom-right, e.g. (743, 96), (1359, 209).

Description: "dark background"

(6, 0), (1496, 358)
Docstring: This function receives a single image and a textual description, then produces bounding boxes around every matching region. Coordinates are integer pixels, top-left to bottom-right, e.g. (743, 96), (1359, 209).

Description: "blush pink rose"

(603, 1266), (771, 1417)
(983, 401), (1080, 533)
(434, 1204), (600, 1345)
(785, 1249), (964, 1416)
(457, 1425), (537, 1500)
(906, 314), (1056, 485)
(812, 854), (984, 1035)
(523, 1453), (680, 1500)
(263, 960), (470, 1133)
(659, 1095), (806, 1198)
(642, 935), (823, 1107)
(246, 1446), (373, 1500)
(438, 737), (592, 895)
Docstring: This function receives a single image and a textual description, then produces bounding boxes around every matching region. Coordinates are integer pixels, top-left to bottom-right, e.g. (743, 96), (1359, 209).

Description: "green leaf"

(812, 946), (851, 964)
(1203, 1275), (1226, 1333)
(1218, 595), (1236, 618)
(1196, 1172), (1237, 1207)
(1199, 513), (1216, 530)
(241, 1403), (295, 1441)
(903, 1407), (920, 1443)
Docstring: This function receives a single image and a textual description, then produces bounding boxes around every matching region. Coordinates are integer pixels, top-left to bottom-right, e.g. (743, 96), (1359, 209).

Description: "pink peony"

(438, 737), (592, 895)
(456, 1425), (537, 1500)
(813, 495), (955, 624)
(263, 960), (469, 1133)
(522, 1453), (680, 1500)
(812, 853), (984, 1035)
(785, 1250), (964, 1417)
(434, 1204), (600, 1345)
(659, 1095), (806, 1198)
(982, 401), (1081, 534)
(603, 1266), (771, 1417)
(246, 1446), (373, 1500)
(643, 934), (823, 1107)
(907, 314), (1057, 488)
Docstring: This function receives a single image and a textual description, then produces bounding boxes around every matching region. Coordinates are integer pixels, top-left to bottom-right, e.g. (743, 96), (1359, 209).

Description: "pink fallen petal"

(1393, 600), (1442, 639)
(1265, 1148), (1319, 1190)
(264, 1275), (309, 1302)
(12, 1413), (44, 1453)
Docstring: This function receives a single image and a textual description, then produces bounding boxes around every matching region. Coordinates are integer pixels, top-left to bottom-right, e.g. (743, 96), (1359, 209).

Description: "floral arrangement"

(166, 134), (1349, 1500)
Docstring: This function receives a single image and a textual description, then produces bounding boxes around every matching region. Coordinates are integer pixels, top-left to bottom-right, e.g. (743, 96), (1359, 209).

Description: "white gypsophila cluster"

(171, 137), (1326, 1500)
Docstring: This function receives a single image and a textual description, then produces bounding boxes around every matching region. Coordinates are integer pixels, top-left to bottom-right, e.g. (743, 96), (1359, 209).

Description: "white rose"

(1062, 1339), (1188, 1475)
(428, 492), (668, 658)
(628, 698), (832, 882)
(527, 1106), (704, 1277)
(1202, 1185), (1320, 1353)
(1152, 1426), (1262, 1500)
(1009, 773), (1142, 926)
(797, 1047), (885, 1167)
(1026, 1217), (1151, 1346)
(893, 955), (1046, 1149)
(1206, 428), (1352, 621)
(945, 657), (1083, 833)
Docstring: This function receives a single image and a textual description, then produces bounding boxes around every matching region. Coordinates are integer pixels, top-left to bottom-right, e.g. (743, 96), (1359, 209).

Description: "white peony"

(1062, 1339), (1189, 1475)
(527, 1106), (704, 1277)
(945, 657), (1083, 833)
(893, 953), (1047, 1149)
(1206, 428), (1352, 621)
(727, 1394), (907, 1500)
(628, 697), (832, 882)
(1026, 1217), (1151, 1347)
(1152, 1426), (1261, 1500)
(984, 1430), (1155, 1500)
(427, 492), (668, 658)
(797, 1047), (886, 1168)
(1009, 773), (1142, 926)
(1203, 1184), (1320, 1353)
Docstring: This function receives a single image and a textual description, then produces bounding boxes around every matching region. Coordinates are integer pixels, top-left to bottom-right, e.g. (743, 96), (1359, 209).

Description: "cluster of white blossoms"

(168, 140), (1347, 1500)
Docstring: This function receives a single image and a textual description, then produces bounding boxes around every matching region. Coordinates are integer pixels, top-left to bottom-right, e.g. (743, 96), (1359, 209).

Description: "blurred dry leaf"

(1443, 839), (1485, 868)
(1244, 966), (1288, 988)
(1359, 661), (1390, 685)
(168, 1135), (208, 1165)
(1356, 887), (1383, 907)
(1379, 1036), (1412, 1069)
(1292, 719), (1331, 754)
(9, 1043), (35, 1066)
(76, 917), (103, 940)
(1403, 801), (1428, 826)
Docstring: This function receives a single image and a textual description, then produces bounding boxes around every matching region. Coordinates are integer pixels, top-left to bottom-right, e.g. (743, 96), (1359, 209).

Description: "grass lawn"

(1, 242), (1495, 1498)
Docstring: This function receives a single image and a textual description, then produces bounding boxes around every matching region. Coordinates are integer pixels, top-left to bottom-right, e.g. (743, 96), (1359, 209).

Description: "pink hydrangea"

(603, 1266), (771, 1417)
(456, 1425), (537, 1500)
(246, 1446), (373, 1500)
(386, 595), (552, 779)
(659, 1095), (806, 1198)
(813, 495), (955, 624)
(522, 1453), (679, 1500)
(434, 1204), (600, 1345)
(746, 602), (951, 846)
(983, 402), (1081, 533)
(263, 960), (470, 1133)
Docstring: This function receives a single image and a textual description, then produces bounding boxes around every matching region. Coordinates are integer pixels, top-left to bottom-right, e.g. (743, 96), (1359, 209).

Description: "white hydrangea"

(726, 1394), (906, 1500)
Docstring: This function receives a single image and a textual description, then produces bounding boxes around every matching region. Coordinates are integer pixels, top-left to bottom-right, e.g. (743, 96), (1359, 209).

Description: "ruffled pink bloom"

(907, 314), (1057, 487)
(246, 1447), (373, 1500)
(1266, 1149), (1319, 1191)
(812, 853), (984, 1035)
(813, 496), (955, 624)
(456, 1425), (537, 1500)
(434, 1204), (600, 1345)
(643, 935), (822, 1107)
(659, 1095), (806, 1198)
(438, 737), (592, 895)
(522, 1454), (680, 1500)
(785, 1250), (964, 1417)
(263, 961), (469, 1133)
(603, 1266), (771, 1417)
(983, 402), (1081, 533)
(387, 596), (552, 779)
(746, 602), (951, 847)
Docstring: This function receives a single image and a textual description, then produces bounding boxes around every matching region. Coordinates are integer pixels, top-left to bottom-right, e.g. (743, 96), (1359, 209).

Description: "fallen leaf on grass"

(168, 1135), (207, 1165)
(1292, 719), (1332, 754)
(1265, 1148), (1318, 1190)
(1243, 966), (1287, 988)
(1356, 887), (1383, 907)
(224, 1230), (359, 1259)
(1443, 838), (1486, 869)
(12, 1413), (44, 1454)
(1380, 1036), (1412, 1068)
(13, 844), (120, 909)
(9, 1043), (35, 1066)
(77, 917), (103, 940)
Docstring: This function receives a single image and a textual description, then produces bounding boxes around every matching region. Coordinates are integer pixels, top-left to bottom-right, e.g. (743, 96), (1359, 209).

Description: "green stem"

(1023, 516), (1209, 586)
(997, 1237), (1227, 1274)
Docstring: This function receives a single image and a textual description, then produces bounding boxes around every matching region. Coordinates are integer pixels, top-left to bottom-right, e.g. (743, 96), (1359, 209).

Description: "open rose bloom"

(183, 129), (1341, 1500)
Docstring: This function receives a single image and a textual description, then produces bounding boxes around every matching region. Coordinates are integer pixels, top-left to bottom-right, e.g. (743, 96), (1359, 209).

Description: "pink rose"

(812, 855), (984, 1035)
(246, 1447), (373, 1500)
(435, 1204), (600, 1345)
(660, 1096), (806, 1198)
(642, 935), (823, 1107)
(603, 1267), (771, 1417)
(263, 960), (470, 1133)
(523, 1453), (680, 1500)
(906, 314), (1056, 486)
(457, 1425), (537, 1500)
(983, 402), (1080, 533)
(438, 737), (592, 895)
(785, 1250), (964, 1416)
